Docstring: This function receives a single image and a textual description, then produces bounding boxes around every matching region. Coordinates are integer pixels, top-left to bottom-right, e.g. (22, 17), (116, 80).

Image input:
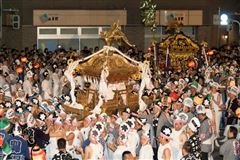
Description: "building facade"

(1, 0), (240, 51)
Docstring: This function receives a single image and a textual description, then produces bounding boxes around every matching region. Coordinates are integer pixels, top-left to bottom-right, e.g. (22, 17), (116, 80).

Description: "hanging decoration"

(140, 0), (157, 32)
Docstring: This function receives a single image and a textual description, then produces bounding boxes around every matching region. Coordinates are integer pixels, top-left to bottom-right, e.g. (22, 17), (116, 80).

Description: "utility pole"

(0, 0), (2, 39)
(217, 7), (220, 48)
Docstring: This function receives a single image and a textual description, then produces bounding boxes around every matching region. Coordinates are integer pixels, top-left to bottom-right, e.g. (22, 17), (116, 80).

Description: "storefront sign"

(34, 10), (127, 26)
(159, 10), (203, 26)
(39, 13), (59, 24)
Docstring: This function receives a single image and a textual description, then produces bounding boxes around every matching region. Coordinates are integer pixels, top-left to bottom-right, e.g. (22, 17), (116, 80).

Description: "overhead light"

(220, 14), (228, 25)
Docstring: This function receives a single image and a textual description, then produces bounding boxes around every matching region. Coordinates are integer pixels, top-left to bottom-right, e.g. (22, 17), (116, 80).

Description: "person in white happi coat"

(126, 117), (140, 157)
(41, 70), (53, 100)
(221, 86), (239, 143)
(64, 117), (75, 152)
(210, 82), (223, 137)
(59, 70), (66, 95)
(196, 104), (213, 160)
(1, 61), (9, 76)
(2, 83), (12, 100)
(0, 73), (6, 88)
(178, 78), (187, 95)
(219, 126), (239, 160)
(186, 117), (201, 160)
(182, 97), (194, 123)
(15, 87), (26, 102)
(83, 128), (104, 160)
(121, 107), (131, 122)
(170, 113), (188, 160)
(157, 125), (173, 160)
(139, 123), (154, 160)
(79, 116), (92, 142)
(69, 118), (82, 160)
(108, 109), (120, 141)
(52, 68), (60, 97)
(23, 71), (34, 97)
(134, 117), (148, 156)
(204, 99), (214, 122)
(101, 127), (115, 160)
(8, 73), (18, 95)
(113, 134), (129, 160)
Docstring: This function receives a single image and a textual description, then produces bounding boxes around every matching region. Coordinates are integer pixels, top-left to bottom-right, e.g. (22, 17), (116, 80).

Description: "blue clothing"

(0, 130), (12, 143)
(103, 133), (114, 160)
(9, 136), (30, 160)
(81, 139), (90, 151)
(18, 74), (24, 82)
(0, 130), (13, 156)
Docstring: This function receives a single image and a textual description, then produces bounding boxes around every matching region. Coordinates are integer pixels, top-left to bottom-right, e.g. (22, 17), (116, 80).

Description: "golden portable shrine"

(63, 22), (154, 116)
(159, 32), (200, 70)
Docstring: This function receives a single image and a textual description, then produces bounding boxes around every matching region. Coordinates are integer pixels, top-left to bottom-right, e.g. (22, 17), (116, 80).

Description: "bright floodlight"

(220, 14), (228, 25)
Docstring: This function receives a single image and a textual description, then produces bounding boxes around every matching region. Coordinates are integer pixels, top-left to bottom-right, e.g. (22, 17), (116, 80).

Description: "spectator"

(122, 151), (134, 160)
(52, 138), (73, 160)
(220, 126), (239, 160)
(180, 141), (196, 160)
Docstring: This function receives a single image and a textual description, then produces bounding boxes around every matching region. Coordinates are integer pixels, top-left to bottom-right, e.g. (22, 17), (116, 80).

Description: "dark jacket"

(226, 98), (238, 125)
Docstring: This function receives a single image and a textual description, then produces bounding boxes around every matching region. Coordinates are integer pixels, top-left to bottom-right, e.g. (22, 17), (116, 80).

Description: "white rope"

(79, 47), (106, 62)
(79, 46), (140, 65)
(64, 59), (83, 109)
(105, 46), (140, 65)
(90, 65), (109, 114)
(138, 61), (152, 111)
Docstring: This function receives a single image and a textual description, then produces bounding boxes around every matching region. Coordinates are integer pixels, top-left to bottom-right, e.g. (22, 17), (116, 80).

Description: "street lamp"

(220, 13), (240, 31)
(220, 14), (229, 25)
(220, 13), (240, 45)
(223, 34), (228, 39)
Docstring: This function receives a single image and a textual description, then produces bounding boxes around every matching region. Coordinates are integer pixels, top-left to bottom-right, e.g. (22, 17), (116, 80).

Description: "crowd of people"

(0, 44), (239, 160)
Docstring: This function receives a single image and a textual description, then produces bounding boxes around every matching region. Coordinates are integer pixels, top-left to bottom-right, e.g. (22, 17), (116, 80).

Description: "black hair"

(122, 151), (132, 160)
(229, 126), (238, 138)
(57, 138), (66, 150)
(182, 141), (191, 153)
